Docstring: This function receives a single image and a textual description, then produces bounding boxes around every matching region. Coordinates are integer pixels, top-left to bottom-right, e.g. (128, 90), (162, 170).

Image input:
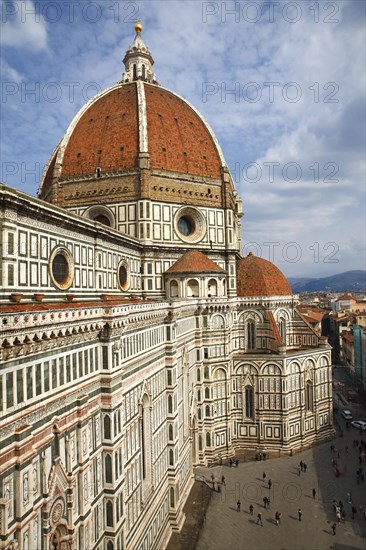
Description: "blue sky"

(1, 0), (365, 278)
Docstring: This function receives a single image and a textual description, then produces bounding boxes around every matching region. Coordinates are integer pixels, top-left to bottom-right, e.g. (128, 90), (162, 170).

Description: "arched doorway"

(50, 526), (68, 550)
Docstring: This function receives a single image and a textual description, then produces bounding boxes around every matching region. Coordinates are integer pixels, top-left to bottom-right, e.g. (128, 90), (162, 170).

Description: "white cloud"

(0, 58), (23, 82)
(1, 0), (47, 50)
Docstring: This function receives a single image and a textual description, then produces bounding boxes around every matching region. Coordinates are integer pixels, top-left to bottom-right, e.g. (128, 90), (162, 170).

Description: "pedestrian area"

(194, 428), (366, 550)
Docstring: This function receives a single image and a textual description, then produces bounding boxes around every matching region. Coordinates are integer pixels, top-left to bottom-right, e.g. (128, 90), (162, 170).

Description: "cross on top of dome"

(121, 21), (159, 85)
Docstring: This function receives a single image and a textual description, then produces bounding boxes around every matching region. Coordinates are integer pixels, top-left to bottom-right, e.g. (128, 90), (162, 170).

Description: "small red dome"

(237, 253), (292, 297)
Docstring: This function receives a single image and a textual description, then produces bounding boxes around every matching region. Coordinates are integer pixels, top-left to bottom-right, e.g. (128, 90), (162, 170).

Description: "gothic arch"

(235, 363), (259, 376)
(319, 355), (330, 367)
(211, 314), (225, 329)
(274, 308), (291, 322)
(288, 361), (301, 374)
(261, 363), (282, 375)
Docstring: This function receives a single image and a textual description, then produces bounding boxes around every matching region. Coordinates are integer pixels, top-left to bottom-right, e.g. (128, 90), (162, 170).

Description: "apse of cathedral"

(0, 23), (333, 550)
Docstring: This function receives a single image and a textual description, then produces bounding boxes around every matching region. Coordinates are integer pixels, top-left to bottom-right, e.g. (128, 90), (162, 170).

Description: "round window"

(94, 214), (111, 227)
(84, 206), (115, 228)
(174, 207), (206, 243)
(178, 216), (195, 236)
(52, 254), (68, 285)
(49, 247), (74, 290)
(117, 261), (130, 291)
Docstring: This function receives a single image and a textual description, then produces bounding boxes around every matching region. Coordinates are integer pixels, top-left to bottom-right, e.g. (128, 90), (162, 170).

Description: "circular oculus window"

(117, 261), (130, 291)
(174, 207), (206, 243)
(49, 247), (75, 290)
(84, 205), (115, 228)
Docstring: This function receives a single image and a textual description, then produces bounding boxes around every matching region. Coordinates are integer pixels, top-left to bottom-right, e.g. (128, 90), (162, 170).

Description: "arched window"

(168, 395), (173, 414)
(205, 387), (210, 399)
(198, 407), (202, 420)
(105, 454), (112, 483)
(306, 382), (313, 412)
(199, 435), (202, 450)
(205, 405), (210, 417)
(245, 386), (254, 418)
(104, 415), (111, 440)
(187, 279), (199, 297)
(169, 449), (174, 466)
(106, 500), (113, 527)
(170, 280), (178, 298)
(107, 542), (114, 550)
(168, 424), (173, 441)
(247, 320), (255, 350)
(133, 64), (137, 79)
(197, 367), (201, 381)
(279, 317), (286, 342)
(142, 64), (146, 79)
(206, 432), (211, 447)
(204, 366), (209, 379)
(114, 412), (118, 437)
(208, 279), (218, 297)
(197, 389), (201, 401)
(170, 487), (175, 507)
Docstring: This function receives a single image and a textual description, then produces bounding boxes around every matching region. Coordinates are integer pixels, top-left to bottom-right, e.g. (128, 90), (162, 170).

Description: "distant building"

(353, 325), (366, 389)
(328, 313), (353, 363)
(341, 331), (355, 373)
(330, 294), (366, 314)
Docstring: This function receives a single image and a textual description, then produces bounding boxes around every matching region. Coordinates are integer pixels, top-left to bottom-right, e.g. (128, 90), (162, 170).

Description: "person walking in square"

(249, 504), (254, 516)
(268, 479), (272, 490)
(263, 471), (266, 481)
(256, 512), (263, 526)
(332, 523), (336, 536)
(221, 475), (225, 486)
(298, 508), (302, 521)
(237, 500), (241, 512)
(275, 511), (280, 526)
(312, 488), (316, 500)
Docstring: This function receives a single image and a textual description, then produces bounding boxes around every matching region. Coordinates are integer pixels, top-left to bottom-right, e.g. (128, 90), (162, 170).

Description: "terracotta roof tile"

(236, 253), (292, 297)
(267, 311), (284, 345)
(42, 82), (222, 183)
(165, 251), (224, 274)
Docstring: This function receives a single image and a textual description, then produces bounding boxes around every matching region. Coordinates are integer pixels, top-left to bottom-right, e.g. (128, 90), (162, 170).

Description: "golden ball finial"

(135, 20), (142, 34)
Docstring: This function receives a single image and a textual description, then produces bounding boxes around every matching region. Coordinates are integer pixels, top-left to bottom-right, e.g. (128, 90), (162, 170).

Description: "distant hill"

(288, 270), (366, 292)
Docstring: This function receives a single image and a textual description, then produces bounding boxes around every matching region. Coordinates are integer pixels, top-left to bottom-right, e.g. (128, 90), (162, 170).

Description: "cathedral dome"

(236, 253), (292, 297)
(38, 23), (241, 246)
(38, 21), (228, 204)
(40, 82), (223, 186)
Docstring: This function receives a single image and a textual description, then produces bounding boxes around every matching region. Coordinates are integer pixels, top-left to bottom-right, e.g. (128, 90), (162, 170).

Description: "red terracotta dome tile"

(62, 84), (139, 177)
(42, 82), (222, 185)
(166, 251), (224, 274)
(144, 86), (221, 177)
(236, 253), (292, 297)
